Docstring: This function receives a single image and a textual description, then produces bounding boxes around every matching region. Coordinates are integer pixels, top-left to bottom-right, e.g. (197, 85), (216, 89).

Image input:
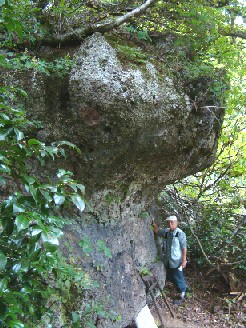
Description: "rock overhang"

(64, 33), (224, 194)
(2, 33), (224, 197)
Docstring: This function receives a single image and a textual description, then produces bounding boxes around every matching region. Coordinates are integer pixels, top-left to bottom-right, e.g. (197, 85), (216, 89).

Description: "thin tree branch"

(221, 30), (246, 40)
(231, 215), (246, 237)
(172, 186), (214, 267)
(44, 0), (158, 46)
(197, 164), (231, 199)
(220, 260), (245, 266)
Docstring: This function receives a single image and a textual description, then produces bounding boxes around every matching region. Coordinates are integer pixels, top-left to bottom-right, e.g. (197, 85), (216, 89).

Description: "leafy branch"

(219, 29), (246, 40)
(41, 0), (159, 45)
(0, 83), (89, 325)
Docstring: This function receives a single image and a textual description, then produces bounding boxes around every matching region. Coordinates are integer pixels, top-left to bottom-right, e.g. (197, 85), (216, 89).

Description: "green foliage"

(158, 24), (245, 269)
(96, 240), (112, 258)
(1, 51), (72, 76)
(0, 53), (116, 326)
(127, 25), (152, 42)
(0, 0), (41, 47)
(156, 1), (245, 275)
(139, 266), (151, 277)
(161, 107), (245, 271)
(104, 191), (121, 204)
(79, 237), (94, 256)
(0, 5), (122, 325)
(116, 44), (148, 64)
(79, 238), (112, 259)
(0, 82), (90, 325)
(140, 211), (150, 219)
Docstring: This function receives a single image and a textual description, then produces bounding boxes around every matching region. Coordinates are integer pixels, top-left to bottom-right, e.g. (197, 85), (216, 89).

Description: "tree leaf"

(28, 139), (42, 146)
(76, 184), (85, 193)
(29, 185), (38, 202)
(57, 169), (68, 178)
(0, 175), (6, 186)
(43, 242), (58, 253)
(23, 175), (36, 184)
(42, 228), (63, 245)
(15, 215), (29, 232)
(0, 128), (12, 140)
(64, 279), (71, 288)
(40, 189), (53, 202)
(29, 248), (41, 262)
(30, 228), (42, 237)
(79, 237), (93, 256)
(0, 164), (10, 173)
(0, 278), (8, 293)
(13, 203), (25, 213)
(0, 252), (7, 271)
(12, 263), (21, 273)
(72, 311), (80, 323)
(70, 183), (85, 193)
(14, 128), (24, 141)
(53, 193), (65, 205)
(71, 194), (85, 212)
(40, 184), (57, 193)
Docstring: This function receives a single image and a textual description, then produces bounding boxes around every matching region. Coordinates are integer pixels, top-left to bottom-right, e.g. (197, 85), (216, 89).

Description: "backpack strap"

(164, 231), (179, 238)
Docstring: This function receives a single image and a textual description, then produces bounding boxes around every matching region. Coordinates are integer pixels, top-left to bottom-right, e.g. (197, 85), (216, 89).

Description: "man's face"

(167, 220), (178, 231)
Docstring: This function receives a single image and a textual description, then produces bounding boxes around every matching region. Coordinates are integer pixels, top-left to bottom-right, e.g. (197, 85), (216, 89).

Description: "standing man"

(152, 215), (187, 305)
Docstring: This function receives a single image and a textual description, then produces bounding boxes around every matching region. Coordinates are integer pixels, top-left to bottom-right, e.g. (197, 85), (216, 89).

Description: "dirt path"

(149, 266), (246, 328)
(151, 298), (220, 328)
(156, 314), (200, 328)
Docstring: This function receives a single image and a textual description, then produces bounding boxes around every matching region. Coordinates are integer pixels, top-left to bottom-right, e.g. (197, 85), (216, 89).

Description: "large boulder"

(26, 33), (223, 196)
(4, 33), (224, 327)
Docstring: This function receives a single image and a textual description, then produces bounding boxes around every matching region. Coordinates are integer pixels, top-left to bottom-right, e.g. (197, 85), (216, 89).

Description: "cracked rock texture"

(8, 33), (224, 327)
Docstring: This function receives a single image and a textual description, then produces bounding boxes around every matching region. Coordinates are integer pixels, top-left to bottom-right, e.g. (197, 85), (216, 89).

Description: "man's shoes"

(173, 292), (186, 305)
(173, 297), (185, 305)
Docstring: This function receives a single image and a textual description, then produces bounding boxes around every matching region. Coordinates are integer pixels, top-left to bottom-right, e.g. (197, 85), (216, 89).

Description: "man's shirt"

(158, 227), (187, 268)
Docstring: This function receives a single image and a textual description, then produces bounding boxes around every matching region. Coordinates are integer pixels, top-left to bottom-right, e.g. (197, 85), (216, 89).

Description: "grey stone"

(4, 32), (224, 327)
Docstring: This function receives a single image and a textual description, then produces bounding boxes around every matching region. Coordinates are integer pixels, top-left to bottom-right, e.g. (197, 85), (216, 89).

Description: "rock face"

(12, 33), (224, 327)
(61, 199), (164, 328)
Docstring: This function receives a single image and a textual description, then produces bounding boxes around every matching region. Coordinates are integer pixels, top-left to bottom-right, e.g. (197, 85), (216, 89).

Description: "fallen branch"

(44, 0), (158, 46)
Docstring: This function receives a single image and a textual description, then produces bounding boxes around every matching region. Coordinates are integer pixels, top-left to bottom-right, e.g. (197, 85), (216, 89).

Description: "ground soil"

(149, 265), (246, 328)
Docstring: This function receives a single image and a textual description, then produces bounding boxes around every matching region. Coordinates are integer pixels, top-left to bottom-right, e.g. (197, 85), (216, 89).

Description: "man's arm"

(178, 231), (187, 268)
(152, 223), (167, 238)
(152, 222), (159, 235)
(182, 248), (187, 268)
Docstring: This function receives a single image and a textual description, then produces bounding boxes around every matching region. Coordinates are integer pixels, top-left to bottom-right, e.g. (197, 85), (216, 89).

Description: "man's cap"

(166, 215), (178, 221)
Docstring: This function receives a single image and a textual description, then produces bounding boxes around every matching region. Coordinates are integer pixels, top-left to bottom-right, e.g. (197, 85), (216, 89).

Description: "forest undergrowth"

(151, 264), (246, 328)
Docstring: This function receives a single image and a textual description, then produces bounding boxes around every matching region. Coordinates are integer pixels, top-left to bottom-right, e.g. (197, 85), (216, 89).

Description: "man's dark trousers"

(166, 266), (186, 293)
